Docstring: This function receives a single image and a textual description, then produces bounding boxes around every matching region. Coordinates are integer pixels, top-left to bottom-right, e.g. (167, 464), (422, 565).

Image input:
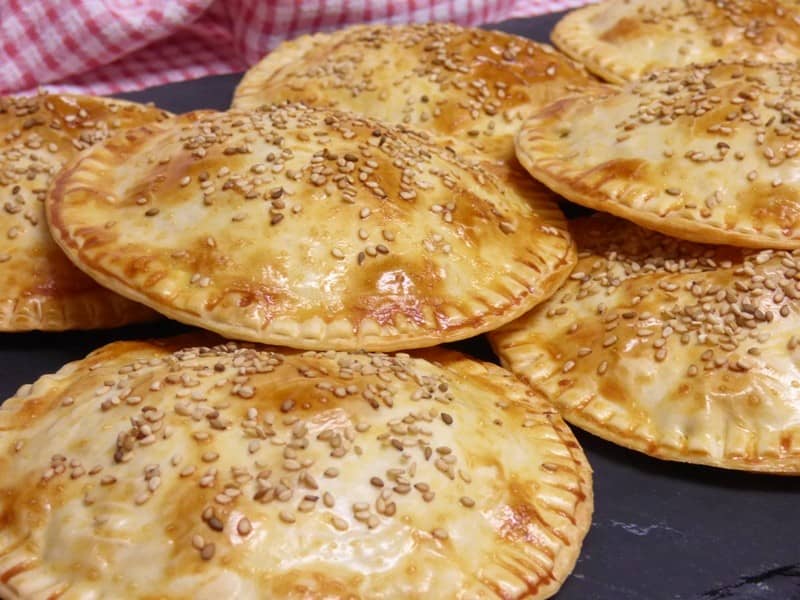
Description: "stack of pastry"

(5, 2), (800, 594)
(494, 1), (800, 475)
(0, 24), (598, 599)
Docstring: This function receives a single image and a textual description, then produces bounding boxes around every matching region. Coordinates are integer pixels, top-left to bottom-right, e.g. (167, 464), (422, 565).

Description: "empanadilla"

(517, 60), (800, 249)
(47, 104), (576, 351)
(0, 335), (593, 599)
(490, 214), (800, 473)
(552, 0), (800, 84)
(232, 23), (605, 163)
(0, 94), (170, 330)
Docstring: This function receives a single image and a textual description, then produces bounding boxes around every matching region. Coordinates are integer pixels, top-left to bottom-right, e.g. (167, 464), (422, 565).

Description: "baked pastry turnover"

(0, 94), (169, 330)
(490, 214), (800, 473)
(552, 0), (800, 84)
(232, 23), (603, 162)
(0, 335), (593, 599)
(47, 104), (576, 351)
(517, 60), (800, 249)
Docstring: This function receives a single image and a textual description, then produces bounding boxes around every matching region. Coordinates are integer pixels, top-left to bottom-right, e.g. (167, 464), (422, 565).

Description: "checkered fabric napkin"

(1, 0), (593, 95)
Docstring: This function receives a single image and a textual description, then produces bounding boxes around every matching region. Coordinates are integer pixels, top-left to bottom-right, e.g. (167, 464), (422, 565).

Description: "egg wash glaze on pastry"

(492, 215), (800, 472)
(0, 93), (169, 330)
(233, 23), (602, 163)
(516, 60), (800, 249)
(47, 104), (575, 351)
(0, 336), (593, 598)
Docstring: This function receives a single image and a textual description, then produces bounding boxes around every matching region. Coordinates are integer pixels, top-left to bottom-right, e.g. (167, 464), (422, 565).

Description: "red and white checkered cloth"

(1, 0), (593, 96)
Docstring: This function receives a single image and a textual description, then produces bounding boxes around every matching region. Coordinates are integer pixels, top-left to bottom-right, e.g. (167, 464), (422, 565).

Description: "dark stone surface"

(2, 11), (798, 600)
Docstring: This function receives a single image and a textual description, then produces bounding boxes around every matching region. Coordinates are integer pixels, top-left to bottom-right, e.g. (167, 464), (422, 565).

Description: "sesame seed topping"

(279, 510), (296, 524)
(237, 518), (253, 536)
(200, 543), (215, 560)
(18, 334), (553, 580)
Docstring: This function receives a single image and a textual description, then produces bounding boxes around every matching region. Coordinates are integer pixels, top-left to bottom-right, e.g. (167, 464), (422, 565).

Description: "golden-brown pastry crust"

(516, 61), (800, 249)
(47, 104), (576, 351)
(490, 214), (800, 473)
(552, 0), (800, 84)
(232, 23), (605, 163)
(0, 335), (592, 599)
(0, 93), (170, 331)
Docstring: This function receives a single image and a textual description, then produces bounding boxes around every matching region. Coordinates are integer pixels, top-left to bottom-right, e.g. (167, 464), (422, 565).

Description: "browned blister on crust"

(517, 61), (800, 249)
(0, 93), (170, 330)
(47, 104), (576, 351)
(491, 214), (800, 473)
(232, 23), (605, 163)
(552, 0), (800, 84)
(0, 335), (592, 599)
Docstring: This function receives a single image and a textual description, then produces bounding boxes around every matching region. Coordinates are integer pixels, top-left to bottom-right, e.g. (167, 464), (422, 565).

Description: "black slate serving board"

(2, 10), (799, 600)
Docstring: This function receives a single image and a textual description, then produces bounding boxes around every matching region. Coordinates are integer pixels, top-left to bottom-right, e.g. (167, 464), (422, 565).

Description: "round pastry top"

(0, 335), (592, 599)
(491, 214), (800, 472)
(48, 103), (575, 350)
(0, 93), (168, 330)
(233, 23), (602, 162)
(516, 60), (800, 249)
(553, 0), (800, 83)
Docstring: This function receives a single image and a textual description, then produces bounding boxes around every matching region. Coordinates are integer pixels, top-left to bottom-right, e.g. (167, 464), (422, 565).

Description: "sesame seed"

(200, 543), (215, 560)
(279, 510), (296, 524)
(237, 518), (252, 536)
(499, 220), (516, 234)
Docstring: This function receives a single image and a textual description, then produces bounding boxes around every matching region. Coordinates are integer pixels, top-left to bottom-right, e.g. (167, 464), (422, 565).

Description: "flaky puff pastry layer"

(47, 104), (576, 351)
(517, 60), (800, 249)
(232, 23), (605, 163)
(491, 214), (800, 473)
(0, 94), (170, 330)
(0, 335), (592, 599)
(552, 0), (800, 84)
